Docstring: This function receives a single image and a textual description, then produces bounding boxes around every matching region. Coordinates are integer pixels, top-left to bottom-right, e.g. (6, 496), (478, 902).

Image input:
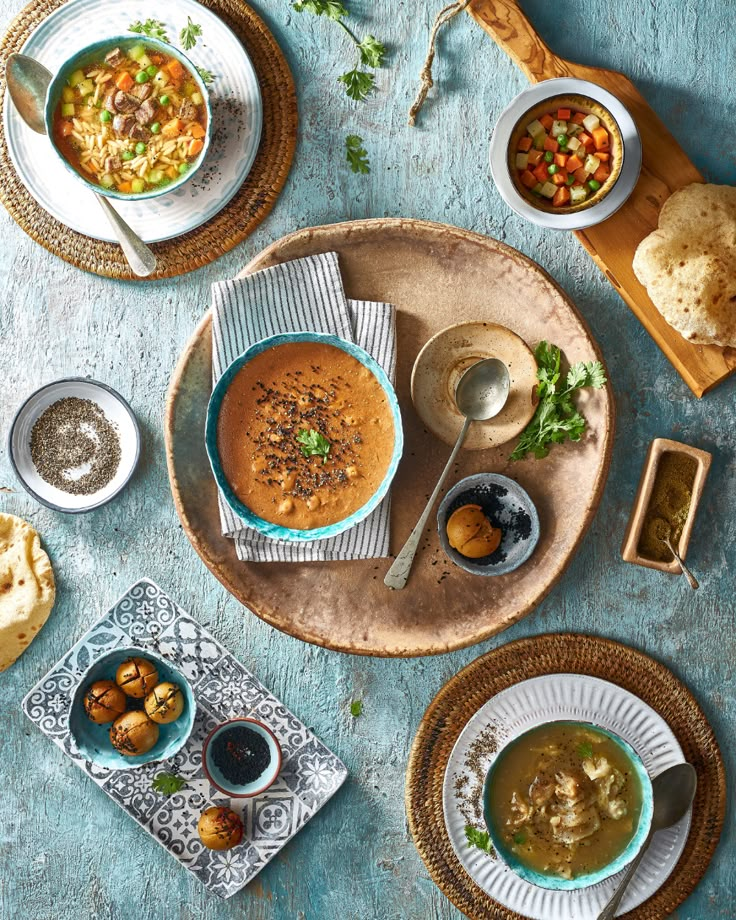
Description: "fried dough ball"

(198, 806), (244, 851)
(115, 656), (159, 698)
(83, 680), (127, 724)
(446, 504), (502, 558)
(110, 710), (159, 756)
(144, 682), (185, 724)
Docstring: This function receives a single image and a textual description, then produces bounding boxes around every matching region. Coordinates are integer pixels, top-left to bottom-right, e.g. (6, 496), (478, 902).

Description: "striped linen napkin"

(211, 252), (397, 562)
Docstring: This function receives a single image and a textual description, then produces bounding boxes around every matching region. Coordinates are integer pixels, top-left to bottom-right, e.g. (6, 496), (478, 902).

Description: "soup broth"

(487, 723), (643, 880)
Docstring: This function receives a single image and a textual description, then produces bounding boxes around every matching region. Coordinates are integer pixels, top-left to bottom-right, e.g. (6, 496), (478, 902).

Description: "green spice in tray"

(637, 452), (697, 562)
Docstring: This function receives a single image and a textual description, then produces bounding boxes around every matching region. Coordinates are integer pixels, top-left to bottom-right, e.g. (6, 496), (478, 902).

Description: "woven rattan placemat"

(406, 634), (726, 919)
(0, 0), (297, 279)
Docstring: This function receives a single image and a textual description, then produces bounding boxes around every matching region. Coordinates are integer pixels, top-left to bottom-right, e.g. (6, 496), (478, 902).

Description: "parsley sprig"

(509, 342), (607, 462)
(129, 18), (170, 42)
(577, 742), (594, 759)
(346, 135), (370, 174)
(350, 700), (363, 717)
(180, 16), (203, 50)
(297, 429), (331, 463)
(465, 825), (494, 854)
(152, 772), (187, 795)
(128, 17), (213, 83)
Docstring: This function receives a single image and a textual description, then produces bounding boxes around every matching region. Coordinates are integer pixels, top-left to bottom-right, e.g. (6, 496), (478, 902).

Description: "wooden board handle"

(468, 0), (572, 82)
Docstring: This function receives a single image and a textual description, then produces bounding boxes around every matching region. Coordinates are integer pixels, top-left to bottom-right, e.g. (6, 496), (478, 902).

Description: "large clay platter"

(165, 219), (614, 656)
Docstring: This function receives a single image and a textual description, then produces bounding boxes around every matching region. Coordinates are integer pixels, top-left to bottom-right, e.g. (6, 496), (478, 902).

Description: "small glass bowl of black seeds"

(203, 717), (282, 798)
(437, 473), (540, 576)
(8, 378), (141, 513)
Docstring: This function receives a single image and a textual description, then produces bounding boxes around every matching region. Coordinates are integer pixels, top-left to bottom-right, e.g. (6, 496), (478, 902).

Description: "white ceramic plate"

(4, 0), (262, 243)
(443, 674), (691, 920)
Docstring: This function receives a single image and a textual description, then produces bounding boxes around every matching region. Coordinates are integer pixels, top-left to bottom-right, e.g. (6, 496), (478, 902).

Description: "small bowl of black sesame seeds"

(8, 377), (140, 513)
(438, 473), (540, 576)
(203, 717), (282, 798)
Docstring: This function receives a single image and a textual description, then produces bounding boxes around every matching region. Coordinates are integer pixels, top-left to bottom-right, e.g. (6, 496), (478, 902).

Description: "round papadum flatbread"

(633, 183), (736, 347)
(0, 513), (55, 673)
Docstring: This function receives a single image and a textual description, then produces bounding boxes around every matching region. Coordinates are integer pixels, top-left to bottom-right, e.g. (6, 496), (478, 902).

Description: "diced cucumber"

(77, 78), (95, 96)
(566, 136), (581, 152)
(191, 92), (203, 106)
(515, 153), (529, 170)
(582, 113), (600, 133)
(147, 169), (164, 184)
(531, 183), (543, 196)
(551, 119), (567, 137)
(183, 83), (196, 97)
(570, 184), (588, 204)
(61, 103), (75, 117)
(131, 178), (146, 194)
(139, 54), (152, 69)
(100, 174), (114, 188)
(68, 69), (86, 87)
(584, 154), (601, 175)
(62, 86), (75, 103)
(540, 181), (557, 199)
(128, 44), (146, 61)
(526, 119), (546, 139)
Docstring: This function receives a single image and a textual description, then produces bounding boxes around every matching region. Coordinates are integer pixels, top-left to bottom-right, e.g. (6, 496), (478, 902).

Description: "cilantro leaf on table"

(129, 19), (170, 42)
(345, 134), (370, 174)
(509, 341), (607, 462)
(357, 34), (386, 68)
(180, 16), (203, 51)
(152, 772), (186, 795)
(350, 700), (363, 717)
(292, 0), (348, 20)
(338, 68), (376, 101)
(297, 429), (331, 463)
(465, 825), (494, 854)
(196, 66), (215, 85)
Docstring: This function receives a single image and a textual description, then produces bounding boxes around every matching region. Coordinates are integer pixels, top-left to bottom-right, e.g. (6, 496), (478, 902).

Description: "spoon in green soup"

(6, 53), (157, 277)
(597, 762), (697, 920)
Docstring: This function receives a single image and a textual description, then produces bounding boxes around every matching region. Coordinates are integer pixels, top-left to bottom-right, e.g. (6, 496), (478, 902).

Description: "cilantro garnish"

(151, 772), (186, 795)
(129, 19), (170, 42)
(345, 134), (370, 174)
(465, 825), (494, 854)
(196, 66), (215, 85)
(296, 429), (331, 463)
(350, 699), (363, 717)
(577, 742), (594, 759)
(180, 16), (203, 51)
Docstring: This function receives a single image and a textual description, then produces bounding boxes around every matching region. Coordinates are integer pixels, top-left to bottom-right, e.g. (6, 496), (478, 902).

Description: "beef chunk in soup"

(129, 123), (151, 143)
(104, 47), (125, 67)
(114, 91), (140, 114)
(112, 114), (135, 136)
(178, 99), (197, 122)
(103, 92), (118, 114)
(104, 154), (122, 173)
(135, 99), (157, 125)
(131, 82), (153, 102)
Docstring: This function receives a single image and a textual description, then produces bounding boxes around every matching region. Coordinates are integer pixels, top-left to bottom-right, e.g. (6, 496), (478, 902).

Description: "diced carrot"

(552, 170), (569, 186)
(528, 149), (544, 166)
(60, 122), (74, 137)
(117, 181), (132, 193)
(543, 136), (559, 153)
(592, 127), (610, 150)
(115, 71), (134, 92)
(592, 164), (610, 183)
(165, 59), (185, 80)
(190, 123), (206, 139)
(188, 138), (204, 157)
(597, 151), (610, 162)
(166, 166), (178, 180)
(553, 186), (571, 207)
(557, 108), (571, 121)
(573, 167), (589, 183)
(578, 132), (594, 150)
(566, 154), (584, 172)
(554, 152), (568, 168)
(571, 112), (586, 125)
(539, 113), (554, 130)
(517, 136), (533, 152)
(161, 117), (184, 138)
(520, 169), (538, 189)
(533, 162), (550, 183)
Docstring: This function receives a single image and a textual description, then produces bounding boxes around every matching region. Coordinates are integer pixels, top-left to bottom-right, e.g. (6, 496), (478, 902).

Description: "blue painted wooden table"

(0, 2), (733, 918)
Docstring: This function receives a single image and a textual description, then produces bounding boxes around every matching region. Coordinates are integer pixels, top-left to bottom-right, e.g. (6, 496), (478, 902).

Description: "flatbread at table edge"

(0, 514), (55, 673)
(633, 183), (736, 347)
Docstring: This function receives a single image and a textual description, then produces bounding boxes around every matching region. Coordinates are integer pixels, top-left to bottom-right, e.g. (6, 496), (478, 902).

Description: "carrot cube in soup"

(190, 123), (206, 139)
(543, 136), (559, 153)
(161, 117), (184, 138)
(578, 132), (594, 150)
(520, 169), (538, 189)
(166, 165), (179, 180)
(539, 113), (554, 131)
(60, 122), (74, 137)
(117, 181), (132, 193)
(528, 149), (544, 166)
(554, 152), (568, 168)
(573, 167), (589, 183)
(165, 59), (185, 80)
(115, 71), (134, 92)
(592, 127), (610, 150)
(553, 186), (571, 207)
(517, 136), (533, 152)
(533, 162), (550, 183)
(592, 164), (610, 182)
(557, 108), (571, 120)
(566, 154), (583, 172)
(571, 112), (586, 125)
(552, 171), (569, 186)
(188, 138), (204, 157)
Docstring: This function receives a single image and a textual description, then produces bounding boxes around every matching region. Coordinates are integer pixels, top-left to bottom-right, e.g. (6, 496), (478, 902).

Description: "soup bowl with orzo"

(44, 36), (212, 201)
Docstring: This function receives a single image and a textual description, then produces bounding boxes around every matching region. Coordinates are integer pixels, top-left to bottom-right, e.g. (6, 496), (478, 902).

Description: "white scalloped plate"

(4, 0), (262, 243)
(442, 674), (690, 919)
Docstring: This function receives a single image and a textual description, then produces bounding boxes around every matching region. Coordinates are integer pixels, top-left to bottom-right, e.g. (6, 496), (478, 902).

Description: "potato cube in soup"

(582, 113), (600, 133)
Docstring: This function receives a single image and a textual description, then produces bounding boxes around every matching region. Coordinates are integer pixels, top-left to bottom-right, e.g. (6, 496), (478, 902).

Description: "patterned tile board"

(22, 579), (348, 899)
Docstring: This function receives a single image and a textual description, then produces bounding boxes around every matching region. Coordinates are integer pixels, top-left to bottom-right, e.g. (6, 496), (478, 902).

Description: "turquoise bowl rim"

(68, 645), (196, 770)
(202, 717), (283, 798)
(205, 331), (404, 542)
(43, 35), (212, 202)
(483, 719), (654, 890)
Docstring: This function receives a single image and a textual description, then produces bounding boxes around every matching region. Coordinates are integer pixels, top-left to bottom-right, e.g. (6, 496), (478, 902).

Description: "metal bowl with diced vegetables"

(489, 78), (641, 231)
(43, 36), (212, 201)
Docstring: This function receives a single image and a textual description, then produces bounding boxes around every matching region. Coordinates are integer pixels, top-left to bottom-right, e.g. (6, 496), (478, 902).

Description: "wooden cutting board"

(469, 0), (736, 397)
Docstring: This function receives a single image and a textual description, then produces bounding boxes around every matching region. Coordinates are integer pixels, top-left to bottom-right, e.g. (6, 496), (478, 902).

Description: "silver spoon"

(661, 534), (699, 590)
(597, 763), (697, 920)
(6, 53), (157, 277)
(384, 358), (510, 590)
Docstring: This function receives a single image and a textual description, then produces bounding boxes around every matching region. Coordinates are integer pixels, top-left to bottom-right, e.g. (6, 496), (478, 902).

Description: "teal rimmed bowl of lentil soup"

(203, 718), (282, 797)
(44, 36), (211, 201)
(483, 720), (654, 890)
(206, 332), (403, 542)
